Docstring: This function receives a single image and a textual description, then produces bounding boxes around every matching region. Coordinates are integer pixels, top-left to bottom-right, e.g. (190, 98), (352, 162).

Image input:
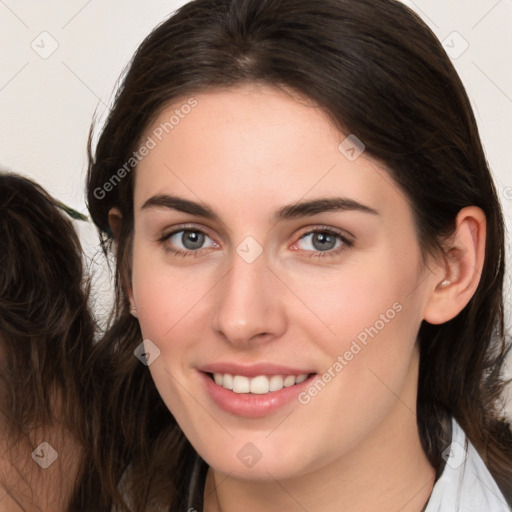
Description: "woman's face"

(129, 84), (439, 480)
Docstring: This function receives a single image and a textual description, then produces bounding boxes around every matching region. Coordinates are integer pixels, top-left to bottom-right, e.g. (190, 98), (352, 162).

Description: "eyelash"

(296, 227), (353, 258)
(158, 225), (215, 258)
(158, 225), (353, 259)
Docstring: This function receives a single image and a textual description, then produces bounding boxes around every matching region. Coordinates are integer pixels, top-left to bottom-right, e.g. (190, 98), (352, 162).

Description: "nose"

(211, 248), (287, 347)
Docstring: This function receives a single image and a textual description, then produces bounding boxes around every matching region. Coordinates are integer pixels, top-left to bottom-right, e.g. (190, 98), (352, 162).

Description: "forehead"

(133, 84), (406, 222)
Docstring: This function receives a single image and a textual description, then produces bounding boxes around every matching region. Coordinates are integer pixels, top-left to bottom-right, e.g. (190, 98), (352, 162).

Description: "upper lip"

(199, 362), (315, 378)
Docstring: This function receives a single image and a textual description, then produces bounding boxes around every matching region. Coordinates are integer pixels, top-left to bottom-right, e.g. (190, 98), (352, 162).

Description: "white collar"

(425, 417), (510, 511)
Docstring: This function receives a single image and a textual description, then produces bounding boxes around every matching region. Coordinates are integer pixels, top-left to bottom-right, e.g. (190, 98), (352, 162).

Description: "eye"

(160, 228), (218, 255)
(293, 228), (352, 257)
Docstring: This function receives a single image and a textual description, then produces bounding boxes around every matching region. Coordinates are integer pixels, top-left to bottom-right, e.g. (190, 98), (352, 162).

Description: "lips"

(199, 362), (315, 378)
(198, 362), (317, 417)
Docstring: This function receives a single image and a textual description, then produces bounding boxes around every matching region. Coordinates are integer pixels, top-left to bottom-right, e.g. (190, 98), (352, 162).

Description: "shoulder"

(425, 417), (511, 511)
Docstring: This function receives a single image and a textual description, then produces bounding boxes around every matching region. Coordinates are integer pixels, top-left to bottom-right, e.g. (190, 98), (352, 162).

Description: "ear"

(108, 207), (138, 318)
(108, 207), (123, 240)
(423, 206), (486, 325)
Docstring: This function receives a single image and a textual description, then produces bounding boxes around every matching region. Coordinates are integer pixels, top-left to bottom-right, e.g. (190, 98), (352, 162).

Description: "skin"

(111, 83), (486, 512)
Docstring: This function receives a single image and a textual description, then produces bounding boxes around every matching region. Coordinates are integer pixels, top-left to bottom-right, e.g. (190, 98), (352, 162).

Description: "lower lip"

(200, 372), (317, 418)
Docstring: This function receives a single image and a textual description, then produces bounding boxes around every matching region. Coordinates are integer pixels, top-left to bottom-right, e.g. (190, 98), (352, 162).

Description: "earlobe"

(423, 206), (486, 325)
(127, 282), (138, 319)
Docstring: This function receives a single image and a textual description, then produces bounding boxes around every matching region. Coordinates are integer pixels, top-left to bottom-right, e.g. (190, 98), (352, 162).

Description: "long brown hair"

(85, 0), (512, 509)
(0, 172), (96, 510)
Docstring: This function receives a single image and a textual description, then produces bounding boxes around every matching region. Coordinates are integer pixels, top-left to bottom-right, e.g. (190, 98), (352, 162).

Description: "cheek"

(290, 247), (424, 401)
(131, 242), (213, 341)
(291, 249), (419, 347)
(286, 266), (421, 455)
(130, 246), (211, 423)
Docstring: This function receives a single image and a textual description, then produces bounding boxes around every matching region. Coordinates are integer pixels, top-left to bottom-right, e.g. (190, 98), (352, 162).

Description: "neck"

(204, 346), (436, 512)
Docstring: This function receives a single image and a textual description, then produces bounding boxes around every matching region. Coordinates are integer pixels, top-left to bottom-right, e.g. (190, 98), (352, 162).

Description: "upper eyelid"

(161, 223), (216, 239)
(296, 225), (352, 240)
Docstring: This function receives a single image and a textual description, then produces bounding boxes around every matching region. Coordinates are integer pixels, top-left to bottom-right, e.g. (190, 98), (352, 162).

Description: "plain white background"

(0, 0), (511, 414)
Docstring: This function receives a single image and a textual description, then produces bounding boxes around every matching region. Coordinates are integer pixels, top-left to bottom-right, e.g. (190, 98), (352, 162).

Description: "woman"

(0, 173), (95, 511)
(85, 0), (512, 510)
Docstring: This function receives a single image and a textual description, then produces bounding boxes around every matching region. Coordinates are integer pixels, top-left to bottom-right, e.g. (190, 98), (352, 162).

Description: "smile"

(211, 373), (310, 394)
(200, 368), (317, 417)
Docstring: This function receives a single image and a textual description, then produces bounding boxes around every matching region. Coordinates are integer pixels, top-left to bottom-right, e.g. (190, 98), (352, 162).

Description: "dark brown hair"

(0, 172), (96, 510)
(85, 0), (512, 509)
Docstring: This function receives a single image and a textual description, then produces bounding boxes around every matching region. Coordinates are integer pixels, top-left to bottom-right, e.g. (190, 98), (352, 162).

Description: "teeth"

(283, 375), (296, 387)
(212, 373), (309, 394)
(269, 375), (284, 392)
(250, 375), (269, 394)
(233, 375), (250, 393)
(223, 373), (233, 390)
(295, 373), (308, 384)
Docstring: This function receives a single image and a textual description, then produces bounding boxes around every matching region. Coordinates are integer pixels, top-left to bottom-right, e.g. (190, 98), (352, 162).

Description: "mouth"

(207, 372), (312, 394)
(199, 366), (318, 418)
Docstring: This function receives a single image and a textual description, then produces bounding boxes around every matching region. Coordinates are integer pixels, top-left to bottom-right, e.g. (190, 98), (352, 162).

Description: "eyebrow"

(141, 194), (379, 220)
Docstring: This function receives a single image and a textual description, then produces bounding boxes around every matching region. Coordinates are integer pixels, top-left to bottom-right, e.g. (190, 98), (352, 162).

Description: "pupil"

(313, 232), (336, 251)
(183, 231), (204, 250)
